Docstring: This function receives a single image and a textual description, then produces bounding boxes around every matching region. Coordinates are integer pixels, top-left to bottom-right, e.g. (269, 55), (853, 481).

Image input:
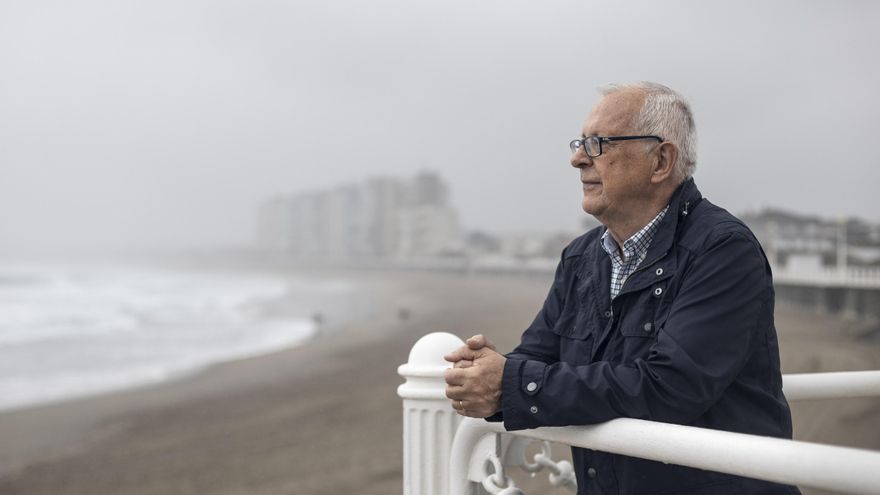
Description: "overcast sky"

(1, 0), (878, 256)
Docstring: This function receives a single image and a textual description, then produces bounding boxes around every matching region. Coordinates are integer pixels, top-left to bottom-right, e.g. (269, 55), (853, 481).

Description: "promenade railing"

(398, 332), (880, 495)
(773, 265), (880, 289)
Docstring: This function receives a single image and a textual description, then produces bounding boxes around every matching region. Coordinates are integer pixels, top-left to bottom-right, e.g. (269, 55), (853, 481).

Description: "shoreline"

(0, 268), (413, 476)
(0, 318), (321, 416)
(0, 270), (878, 495)
(0, 264), (387, 415)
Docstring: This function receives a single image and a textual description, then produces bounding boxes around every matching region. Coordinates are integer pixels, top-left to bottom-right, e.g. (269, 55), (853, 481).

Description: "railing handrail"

(783, 370), (880, 400)
(773, 265), (880, 288)
(450, 417), (880, 495)
(399, 333), (880, 495)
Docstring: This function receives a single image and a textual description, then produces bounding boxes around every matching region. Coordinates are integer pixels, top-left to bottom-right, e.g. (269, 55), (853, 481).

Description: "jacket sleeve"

(505, 252), (569, 364)
(500, 230), (771, 430)
(485, 252), (567, 422)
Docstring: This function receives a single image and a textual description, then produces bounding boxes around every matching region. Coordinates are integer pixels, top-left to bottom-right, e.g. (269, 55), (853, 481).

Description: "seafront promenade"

(773, 265), (880, 323)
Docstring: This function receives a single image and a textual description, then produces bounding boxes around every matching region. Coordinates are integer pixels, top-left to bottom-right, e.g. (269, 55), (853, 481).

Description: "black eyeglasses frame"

(569, 135), (664, 157)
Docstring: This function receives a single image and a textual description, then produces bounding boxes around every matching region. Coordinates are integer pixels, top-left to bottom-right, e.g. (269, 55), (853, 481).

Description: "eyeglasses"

(569, 135), (663, 158)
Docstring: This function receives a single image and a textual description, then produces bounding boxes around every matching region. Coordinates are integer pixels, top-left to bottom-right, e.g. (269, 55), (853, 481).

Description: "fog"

(2, 0), (878, 256)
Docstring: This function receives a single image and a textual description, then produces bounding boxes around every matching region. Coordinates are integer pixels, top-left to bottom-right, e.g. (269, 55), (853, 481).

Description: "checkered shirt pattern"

(601, 206), (669, 300)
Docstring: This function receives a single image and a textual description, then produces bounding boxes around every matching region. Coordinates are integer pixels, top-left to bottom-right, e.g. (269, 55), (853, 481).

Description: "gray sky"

(1, 0), (878, 256)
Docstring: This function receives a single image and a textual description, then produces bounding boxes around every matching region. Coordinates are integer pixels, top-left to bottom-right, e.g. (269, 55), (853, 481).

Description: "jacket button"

(643, 322), (653, 332)
(653, 287), (663, 297)
(530, 406), (538, 414)
(604, 310), (612, 318)
(656, 268), (664, 276)
(587, 467), (597, 478)
(526, 382), (537, 392)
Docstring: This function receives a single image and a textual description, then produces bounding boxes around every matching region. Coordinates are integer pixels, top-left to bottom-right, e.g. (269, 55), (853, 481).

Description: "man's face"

(571, 90), (657, 226)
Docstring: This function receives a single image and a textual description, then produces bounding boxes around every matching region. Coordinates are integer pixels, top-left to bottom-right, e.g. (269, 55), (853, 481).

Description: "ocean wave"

(0, 266), (348, 411)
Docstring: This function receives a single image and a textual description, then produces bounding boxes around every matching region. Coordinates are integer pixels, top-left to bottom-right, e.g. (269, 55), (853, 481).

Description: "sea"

(0, 262), (356, 412)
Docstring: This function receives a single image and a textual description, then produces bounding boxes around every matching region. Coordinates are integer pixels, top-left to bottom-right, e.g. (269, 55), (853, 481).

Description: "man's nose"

(570, 149), (592, 169)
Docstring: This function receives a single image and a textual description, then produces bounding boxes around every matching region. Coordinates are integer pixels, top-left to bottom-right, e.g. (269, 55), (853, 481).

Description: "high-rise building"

(396, 205), (461, 258)
(256, 172), (461, 260)
(408, 171), (449, 207)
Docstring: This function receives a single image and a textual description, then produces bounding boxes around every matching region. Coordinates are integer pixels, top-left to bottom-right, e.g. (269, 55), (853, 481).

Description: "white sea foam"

(0, 265), (349, 412)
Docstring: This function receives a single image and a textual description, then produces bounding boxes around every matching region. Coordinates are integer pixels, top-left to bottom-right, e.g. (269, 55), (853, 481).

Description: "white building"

(396, 205), (461, 258)
(257, 172), (462, 261)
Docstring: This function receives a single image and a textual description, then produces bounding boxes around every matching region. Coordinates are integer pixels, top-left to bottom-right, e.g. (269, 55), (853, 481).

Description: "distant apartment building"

(257, 172), (461, 260)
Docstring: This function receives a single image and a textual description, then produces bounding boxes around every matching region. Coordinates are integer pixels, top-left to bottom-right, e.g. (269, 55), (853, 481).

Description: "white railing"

(773, 265), (880, 289)
(399, 332), (880, 495)
(783, 370), (880, 400)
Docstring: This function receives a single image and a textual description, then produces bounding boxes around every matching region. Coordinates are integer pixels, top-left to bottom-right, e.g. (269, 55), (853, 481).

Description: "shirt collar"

(601, 205), (670, 262)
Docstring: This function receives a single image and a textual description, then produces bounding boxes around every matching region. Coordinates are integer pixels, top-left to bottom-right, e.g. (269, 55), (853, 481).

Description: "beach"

(0, 269), (877, 495)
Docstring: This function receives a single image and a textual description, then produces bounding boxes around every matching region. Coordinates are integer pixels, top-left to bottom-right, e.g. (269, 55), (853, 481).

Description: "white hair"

(599, 82), (697, 182)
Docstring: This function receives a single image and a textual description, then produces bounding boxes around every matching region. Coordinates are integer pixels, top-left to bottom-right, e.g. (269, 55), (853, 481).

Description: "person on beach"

(443, 82), (800, 494)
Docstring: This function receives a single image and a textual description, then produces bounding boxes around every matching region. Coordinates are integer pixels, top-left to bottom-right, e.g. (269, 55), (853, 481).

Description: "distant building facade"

(740, 208), (880, 269)
(257, 172), (462, 260)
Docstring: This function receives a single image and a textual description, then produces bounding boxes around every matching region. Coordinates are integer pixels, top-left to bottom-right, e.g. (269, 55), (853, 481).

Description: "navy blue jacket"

(495, 179), (800, 494)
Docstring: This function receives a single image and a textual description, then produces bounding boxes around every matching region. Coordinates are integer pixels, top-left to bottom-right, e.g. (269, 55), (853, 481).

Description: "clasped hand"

(443, 334), (506, 418)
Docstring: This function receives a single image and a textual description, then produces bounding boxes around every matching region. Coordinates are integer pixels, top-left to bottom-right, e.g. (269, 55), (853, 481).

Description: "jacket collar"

(584, 178), (702, 264)
(641, 178), (703, 263)
(578, 179), (702, 302)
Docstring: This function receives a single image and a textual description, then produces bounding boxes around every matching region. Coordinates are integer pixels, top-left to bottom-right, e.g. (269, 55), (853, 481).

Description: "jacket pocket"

(618, 275), (671, 340)
(617, 293), (661, 362)
(551, 309), (594, 365)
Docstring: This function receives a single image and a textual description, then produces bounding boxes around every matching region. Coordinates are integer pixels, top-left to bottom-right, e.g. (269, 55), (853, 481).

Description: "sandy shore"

(0, 270), (877, 495)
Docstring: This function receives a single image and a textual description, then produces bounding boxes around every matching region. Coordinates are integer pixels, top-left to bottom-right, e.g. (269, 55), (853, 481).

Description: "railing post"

(398, 332), (465, 495)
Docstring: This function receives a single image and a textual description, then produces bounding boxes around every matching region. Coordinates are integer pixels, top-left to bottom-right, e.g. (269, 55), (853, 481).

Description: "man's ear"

(650, 142), (678, 184)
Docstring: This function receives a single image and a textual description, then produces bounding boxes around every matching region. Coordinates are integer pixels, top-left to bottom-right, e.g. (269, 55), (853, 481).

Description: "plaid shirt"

(601, 206), (669, 299)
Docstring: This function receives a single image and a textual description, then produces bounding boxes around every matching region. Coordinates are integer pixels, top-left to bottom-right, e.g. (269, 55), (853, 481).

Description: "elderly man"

(444, 82), (799, 494)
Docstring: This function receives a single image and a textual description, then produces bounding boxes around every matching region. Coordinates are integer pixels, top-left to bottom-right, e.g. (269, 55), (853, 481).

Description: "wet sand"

(0, 270), (877, 495)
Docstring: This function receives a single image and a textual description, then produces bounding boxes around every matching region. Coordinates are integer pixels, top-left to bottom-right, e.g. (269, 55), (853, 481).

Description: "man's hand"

(444, 334), (497, 369)
(443, 335), (505, 418)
